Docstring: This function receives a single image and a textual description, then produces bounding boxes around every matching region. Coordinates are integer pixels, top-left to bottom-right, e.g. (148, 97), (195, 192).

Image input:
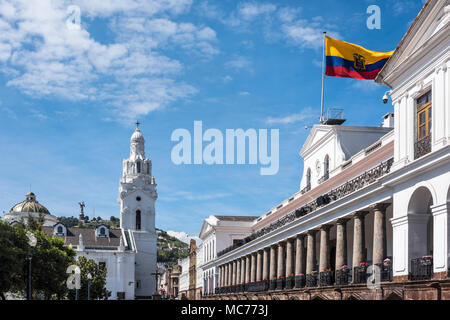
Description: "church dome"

(130, 128), (145, 143)
(10, 192), (50, 215)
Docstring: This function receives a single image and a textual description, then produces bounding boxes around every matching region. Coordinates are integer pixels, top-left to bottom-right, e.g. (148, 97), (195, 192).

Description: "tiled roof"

(42, 226), (122, 248)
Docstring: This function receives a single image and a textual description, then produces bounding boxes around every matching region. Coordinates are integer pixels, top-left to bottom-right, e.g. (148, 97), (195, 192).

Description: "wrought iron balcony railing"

(306, 273), (318, 287)
(353, 266), (368, 284)
(335, 269), (352, 286)
(319, 271), (334, 286)
(414, 135), (431, 159)
(409, 257), (433, 281)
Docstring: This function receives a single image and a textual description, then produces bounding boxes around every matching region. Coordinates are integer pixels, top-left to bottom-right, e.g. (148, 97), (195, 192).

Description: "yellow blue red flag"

(325, 36), (393, 80)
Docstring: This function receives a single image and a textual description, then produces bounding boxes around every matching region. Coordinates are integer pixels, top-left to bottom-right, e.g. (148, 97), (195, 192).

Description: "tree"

(0, 219), (76, 300)
(0, 220), (27, 300)
(67, 256), (111, 300)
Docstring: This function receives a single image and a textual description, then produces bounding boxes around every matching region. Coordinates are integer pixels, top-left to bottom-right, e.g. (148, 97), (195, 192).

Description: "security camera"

(382, 91), (389, 104)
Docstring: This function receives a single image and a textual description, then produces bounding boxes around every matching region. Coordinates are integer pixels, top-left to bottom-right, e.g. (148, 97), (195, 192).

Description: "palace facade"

(200, 0), (450, 300)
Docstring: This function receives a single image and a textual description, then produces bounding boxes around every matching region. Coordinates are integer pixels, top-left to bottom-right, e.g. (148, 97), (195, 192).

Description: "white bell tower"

(118, 122), (157, 298)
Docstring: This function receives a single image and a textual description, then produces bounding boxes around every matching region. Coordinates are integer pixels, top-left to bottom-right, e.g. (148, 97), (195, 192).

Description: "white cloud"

(225, 56), (251, 70)
(166, 230), (202, 245)
(237, 2), (277, 21)
(0, 0), (218, 121)
(266, 107), (316, 125)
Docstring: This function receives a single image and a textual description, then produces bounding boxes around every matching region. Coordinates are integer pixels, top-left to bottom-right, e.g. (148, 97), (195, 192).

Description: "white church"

(4, 126), (158, 300)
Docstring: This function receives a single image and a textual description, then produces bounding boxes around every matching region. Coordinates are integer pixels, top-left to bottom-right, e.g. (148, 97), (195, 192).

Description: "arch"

(136, 210), (141, 230)
(407, 186), (434, 256)
(57, 226), (63, 233)
(408, 186), (434, 215)
(306, 168), (311, 188)
(311, 294), (327, 300)
(385, 292), (402, 300)
(289, 296), (299, 300)
(346, 295), (361, 300)
(136, 161), (141, 173)
(100, 227), (106, 235)
(324, 154), (329, 179)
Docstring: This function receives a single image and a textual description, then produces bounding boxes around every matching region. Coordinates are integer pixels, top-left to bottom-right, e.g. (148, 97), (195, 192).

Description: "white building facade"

(202, 0), (450, 300)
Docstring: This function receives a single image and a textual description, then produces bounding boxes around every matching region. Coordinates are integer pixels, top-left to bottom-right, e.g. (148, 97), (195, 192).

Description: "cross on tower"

(135, 120), (140, 128)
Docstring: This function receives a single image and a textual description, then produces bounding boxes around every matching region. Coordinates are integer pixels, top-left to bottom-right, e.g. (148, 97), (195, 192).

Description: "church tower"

(119, 124), (157, 298)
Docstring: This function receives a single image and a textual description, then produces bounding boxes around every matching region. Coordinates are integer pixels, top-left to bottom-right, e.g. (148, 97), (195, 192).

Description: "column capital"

(296, 233), (306, 240)
(286, 237), (296, 243)
(307, 229), (318, 236)
(277, 241), (286, 248)
(320, 224), (333, 231)
(336, 217), (350, 225)
(370, 202), (391, 212)
(353, 210), (369, 219)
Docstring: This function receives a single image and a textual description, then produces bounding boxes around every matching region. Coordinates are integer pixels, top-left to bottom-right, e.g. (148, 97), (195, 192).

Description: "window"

(136, 161), (141, 173)
(306, 168), (311, 188)
(100, 227), (105, 235)
(324, 155), (329, 179)
(57, 226), (63, 233)
(136, 210), (141, 230)
(416, 91), (432, 141)
(147, 163), (150, 174)
(136, 196), (141, 201)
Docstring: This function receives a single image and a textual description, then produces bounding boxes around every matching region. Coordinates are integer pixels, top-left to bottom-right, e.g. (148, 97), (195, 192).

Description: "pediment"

(378, 0), (449, 81)
(300, 125), (333, 157)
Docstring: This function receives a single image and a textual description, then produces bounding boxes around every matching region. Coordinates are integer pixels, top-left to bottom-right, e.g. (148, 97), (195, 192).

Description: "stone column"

(219, 265), (223, 287)
(250, 253), (257, 282)
(269, 245), (277, 280)
(263, 247), (270, 280)
(224, 263), (229, 286)
(371, 203), (390, 265)
(306, 230), (317, 274)
(232, 260), (236, 285)
(245, 255), (251, 283)
(286, 238), (294, 277)
(335, 218), (349, 270)
(319, 225), (332, 272)
(256, 250), (263, 281)
(277, 242), (285, 278)
(236, 259), (241, 285)
(228, 262), (232, 286)
(240, 257), (246, 285)
(295, 234), (306, 275)
(352, 211), (368, 268)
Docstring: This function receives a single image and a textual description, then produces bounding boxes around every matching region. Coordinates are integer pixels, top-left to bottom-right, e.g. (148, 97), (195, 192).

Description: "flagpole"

(320, 31), (326, 124)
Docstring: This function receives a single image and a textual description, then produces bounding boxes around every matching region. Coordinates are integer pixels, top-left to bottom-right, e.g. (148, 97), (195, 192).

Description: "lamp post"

(87, 273), (92, 300)
(26, 231), (37, 300)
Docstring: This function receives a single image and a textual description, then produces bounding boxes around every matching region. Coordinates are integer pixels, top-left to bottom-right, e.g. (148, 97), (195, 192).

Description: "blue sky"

(0, 0), (425, 236)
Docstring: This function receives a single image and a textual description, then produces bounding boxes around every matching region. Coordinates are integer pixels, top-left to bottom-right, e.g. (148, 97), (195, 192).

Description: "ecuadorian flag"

(325, 36), (393, 80)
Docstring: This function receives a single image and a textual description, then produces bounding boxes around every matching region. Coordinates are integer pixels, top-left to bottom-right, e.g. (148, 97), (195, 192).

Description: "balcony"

(374, 263), (393, 282)
(295, 275), (306, 288)
(306, 273), (318, 287)
(335, 269), (352, 286)
(319, 271), (334, 286)
(353, 266), (368, 284)
(409, 257), (433, 281)
(414, 135), (431, 159)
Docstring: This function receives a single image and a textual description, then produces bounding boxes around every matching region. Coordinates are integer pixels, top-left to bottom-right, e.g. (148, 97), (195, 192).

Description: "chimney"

(382, 112), (394, 128)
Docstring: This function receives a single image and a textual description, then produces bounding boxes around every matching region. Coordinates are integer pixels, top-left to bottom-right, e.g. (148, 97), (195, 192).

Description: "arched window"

(324, 155), (329, 180)
(100, 227), (105, 235)
(57, 226), (63, 233)
(147, 163), (150, 174)
(306, 168), (311, 189)
(136, 210), (141, 230)
(137, 161), (141, 173)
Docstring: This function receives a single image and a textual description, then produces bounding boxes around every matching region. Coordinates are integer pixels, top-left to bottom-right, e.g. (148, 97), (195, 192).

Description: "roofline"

(375, 0), (432, 84)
